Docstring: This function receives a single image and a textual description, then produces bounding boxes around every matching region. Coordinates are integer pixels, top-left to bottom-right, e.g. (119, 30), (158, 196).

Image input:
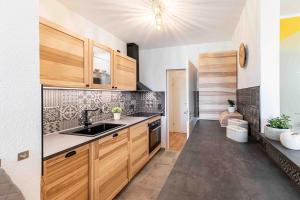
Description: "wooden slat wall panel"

(199, 51), (237, 120)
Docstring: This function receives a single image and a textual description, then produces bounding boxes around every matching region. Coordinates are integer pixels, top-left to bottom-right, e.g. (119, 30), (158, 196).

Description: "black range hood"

(127, 43), (152, 91)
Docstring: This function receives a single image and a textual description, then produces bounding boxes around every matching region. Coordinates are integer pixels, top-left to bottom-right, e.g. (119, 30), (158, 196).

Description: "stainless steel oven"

(149, 119), (161, 153)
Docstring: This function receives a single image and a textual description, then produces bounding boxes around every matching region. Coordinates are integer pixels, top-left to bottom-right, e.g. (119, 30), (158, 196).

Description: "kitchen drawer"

(130, 121), (148, 139)
(93, 128), (129, 200)
(42, 145), (89, 200)
(96, 128), (129, 160)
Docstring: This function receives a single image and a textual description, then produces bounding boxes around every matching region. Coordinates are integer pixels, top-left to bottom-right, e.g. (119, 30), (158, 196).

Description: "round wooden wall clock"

(239, 43), (247, 68)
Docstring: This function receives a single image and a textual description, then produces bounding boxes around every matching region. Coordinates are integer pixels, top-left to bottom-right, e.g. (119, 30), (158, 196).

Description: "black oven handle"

(150, 126), (161, 132)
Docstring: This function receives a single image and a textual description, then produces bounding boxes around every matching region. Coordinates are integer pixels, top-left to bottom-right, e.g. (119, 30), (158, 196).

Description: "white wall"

(260, 0), (280, 129)
(281, 0), (300, 18)
(39, 0), (126, 53)
(0, 0), (41, 199)
(232, 0), (261, 89)
(139, 41), (233, 91)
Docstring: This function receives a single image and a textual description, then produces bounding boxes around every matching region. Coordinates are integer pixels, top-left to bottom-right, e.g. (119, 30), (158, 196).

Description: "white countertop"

(43, 116), (152, 160)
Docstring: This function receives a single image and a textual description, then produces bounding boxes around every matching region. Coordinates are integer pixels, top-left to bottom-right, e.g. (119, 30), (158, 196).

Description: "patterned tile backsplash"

(43, 88), (165, 134)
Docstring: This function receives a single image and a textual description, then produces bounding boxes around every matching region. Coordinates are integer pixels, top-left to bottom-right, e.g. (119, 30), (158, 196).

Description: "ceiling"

(59, 0), (246, 49)
(281, 0), (300, 17)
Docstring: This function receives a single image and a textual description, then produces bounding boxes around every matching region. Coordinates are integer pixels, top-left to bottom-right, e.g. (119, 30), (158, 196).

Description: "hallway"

(169, 132), (187, 152)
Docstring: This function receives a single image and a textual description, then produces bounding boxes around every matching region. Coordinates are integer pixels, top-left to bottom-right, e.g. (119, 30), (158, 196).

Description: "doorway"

(167, 69), (188, 151)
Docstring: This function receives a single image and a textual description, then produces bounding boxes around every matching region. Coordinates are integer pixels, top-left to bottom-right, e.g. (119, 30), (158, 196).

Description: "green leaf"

(111, 106), (122, 113)
(267, 114), (290, 129)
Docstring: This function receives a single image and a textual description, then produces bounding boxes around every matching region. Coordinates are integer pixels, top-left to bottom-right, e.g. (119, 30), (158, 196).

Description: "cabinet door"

(113, 52), (136, 90)
(40, 18), (89, 88)
(89, 41), (114, 89)
(129, 121), (149, 179)
(93, 129), (129, 200)
(42, 145), (89, 200)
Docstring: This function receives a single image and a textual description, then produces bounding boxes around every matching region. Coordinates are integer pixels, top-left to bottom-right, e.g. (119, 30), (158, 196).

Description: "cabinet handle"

(115, 86), (118, 89)
(86, 84), (90, 87)
(65, 151), (76, 158)
(113, 133), (119, 138)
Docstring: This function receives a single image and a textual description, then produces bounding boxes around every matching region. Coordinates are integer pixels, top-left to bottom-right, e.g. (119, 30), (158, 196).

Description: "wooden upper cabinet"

(88, 40), (114, 89)
(113, 51), (137, 90)
(39, 18), (89, 88)
(39, 18), (137, 90)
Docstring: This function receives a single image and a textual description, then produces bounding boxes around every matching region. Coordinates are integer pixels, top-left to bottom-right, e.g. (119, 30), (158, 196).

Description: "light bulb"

(156, 24), (162, 31)
(156, 15), (162, 25)
(154, 6), (160, 15)
(152, 0), (163, 31)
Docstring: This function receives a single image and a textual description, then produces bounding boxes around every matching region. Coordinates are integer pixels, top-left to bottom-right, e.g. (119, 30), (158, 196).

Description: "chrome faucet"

(83, 108), (99, 128)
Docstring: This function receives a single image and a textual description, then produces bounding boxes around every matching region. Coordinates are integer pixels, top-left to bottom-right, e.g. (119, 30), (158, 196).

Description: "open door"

(187, 61), (198, 137)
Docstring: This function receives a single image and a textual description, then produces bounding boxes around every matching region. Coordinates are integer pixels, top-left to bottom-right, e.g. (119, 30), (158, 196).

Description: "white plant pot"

(280, 131), (300, 150)
(113, 113), (121, 120)
(228, 106), (236, 113)
(264, 126), (290, 141)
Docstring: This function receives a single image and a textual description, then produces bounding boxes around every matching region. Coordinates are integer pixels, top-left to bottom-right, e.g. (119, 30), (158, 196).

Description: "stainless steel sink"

(61, 123), (125, 137)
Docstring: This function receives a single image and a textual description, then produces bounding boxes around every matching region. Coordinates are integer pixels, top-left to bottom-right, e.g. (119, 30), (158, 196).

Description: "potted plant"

(227, 99), (236, 113)
(264, 114), (291, 141)
(112, 106), (122, 120)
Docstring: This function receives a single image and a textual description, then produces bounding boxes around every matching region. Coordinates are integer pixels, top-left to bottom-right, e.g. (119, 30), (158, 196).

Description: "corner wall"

(0, 0), (41, 199)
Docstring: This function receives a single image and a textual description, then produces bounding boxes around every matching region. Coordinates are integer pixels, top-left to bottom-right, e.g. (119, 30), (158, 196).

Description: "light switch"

(18, 151), (29, 161)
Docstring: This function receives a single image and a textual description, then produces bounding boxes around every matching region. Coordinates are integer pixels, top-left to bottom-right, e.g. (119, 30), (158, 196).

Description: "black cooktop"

(129, 112), (161, 117)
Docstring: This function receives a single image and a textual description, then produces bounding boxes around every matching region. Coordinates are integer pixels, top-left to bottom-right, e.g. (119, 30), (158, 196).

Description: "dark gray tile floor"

(158, 120), (300, 200)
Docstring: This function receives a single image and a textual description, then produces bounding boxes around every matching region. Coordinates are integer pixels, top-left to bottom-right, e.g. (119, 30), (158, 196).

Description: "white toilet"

(226, 125), (248, 143)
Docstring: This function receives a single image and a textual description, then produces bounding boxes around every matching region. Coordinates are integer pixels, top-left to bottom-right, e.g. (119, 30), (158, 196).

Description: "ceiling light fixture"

(152, 0), (163, 31)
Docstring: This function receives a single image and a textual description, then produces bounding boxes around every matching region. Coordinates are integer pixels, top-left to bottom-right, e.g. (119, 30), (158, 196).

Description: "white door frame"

(166, 68), (187, 150)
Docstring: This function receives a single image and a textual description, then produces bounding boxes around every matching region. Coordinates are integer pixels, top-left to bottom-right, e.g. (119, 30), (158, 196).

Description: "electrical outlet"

(18, 151), (29, 161)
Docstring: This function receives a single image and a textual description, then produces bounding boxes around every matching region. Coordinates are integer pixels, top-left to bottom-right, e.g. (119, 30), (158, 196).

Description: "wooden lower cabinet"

(92, 128), (129, 200)
(42, 120), (156, 200)
(42, 145), (90, 200)
(129, 121), (149, 179)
